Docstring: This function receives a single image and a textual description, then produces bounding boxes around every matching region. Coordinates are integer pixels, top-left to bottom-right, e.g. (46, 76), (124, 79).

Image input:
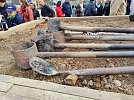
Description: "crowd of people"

(0, 0), (134, 29)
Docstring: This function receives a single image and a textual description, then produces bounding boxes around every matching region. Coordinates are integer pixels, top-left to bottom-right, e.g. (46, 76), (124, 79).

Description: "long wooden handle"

(61, 26), (134, 33)
(36, 51), (134, 58)
(53, 43), (134, 49)
(60, 67), (134, 75)
(65, 35), (134, 41)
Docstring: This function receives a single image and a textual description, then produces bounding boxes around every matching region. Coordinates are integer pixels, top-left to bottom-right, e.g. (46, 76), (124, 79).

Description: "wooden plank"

(8, 85), (93, 100)
(0, 82), (13, 92)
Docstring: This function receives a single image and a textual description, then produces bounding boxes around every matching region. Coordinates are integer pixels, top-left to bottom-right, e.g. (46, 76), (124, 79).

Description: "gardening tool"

(60, 26), (134, 33)
(64, 31), (134, 36)
(53, 43), (134, 50)
(11, 42), (134, 69)
(65, 35), (134, 41)
(36, 51), (134, 58)
(29, 57), (134, 76)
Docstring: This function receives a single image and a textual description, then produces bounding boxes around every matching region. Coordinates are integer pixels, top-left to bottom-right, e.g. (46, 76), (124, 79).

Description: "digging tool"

(53, 43), (134, 50)
(11, 42), (134, 69)
(60, 26), (134, 33)
(36, 51), (134, 58)
(65, 35), (134, 41)
(64, 31), (134, 36)
(29, 57), (134, 76)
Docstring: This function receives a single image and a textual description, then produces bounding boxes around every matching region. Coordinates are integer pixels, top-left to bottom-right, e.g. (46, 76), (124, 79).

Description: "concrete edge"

(48, 15), (129, 21)
(0, 74), (133, 100)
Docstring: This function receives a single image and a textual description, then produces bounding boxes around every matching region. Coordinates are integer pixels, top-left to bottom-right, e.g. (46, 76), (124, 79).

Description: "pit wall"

(0, 15), (129, 39)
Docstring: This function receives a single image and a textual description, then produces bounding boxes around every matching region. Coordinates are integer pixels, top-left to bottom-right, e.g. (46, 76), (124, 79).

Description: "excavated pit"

(0, 18), (134, 95)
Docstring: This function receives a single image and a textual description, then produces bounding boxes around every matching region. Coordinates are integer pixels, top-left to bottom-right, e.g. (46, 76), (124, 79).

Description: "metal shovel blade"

(29, 57), (58, 76)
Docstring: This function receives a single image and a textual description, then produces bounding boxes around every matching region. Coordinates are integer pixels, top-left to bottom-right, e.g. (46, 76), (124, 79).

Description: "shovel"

(29, 57), (134, 76)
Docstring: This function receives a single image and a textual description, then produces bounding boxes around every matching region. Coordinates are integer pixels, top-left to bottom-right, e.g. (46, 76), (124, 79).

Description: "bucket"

(11, 42), (38, 69)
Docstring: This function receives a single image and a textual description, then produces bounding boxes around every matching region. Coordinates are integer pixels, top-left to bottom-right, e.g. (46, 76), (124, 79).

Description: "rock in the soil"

(107, 78), (113, 83)
(118, 75), (122, 77)
(108, 63), (115, 68)
(108, 75), (114, 80)
(82, 79), (88, 86)
(87, 80), (93, 87)
(65, 74), (78, 86)
(106, 58), (112, 63)
(104, 84), (111, 89)
(59, 64), (66, 69)
(79, 76), (84, 80)
(102, 78), (107, 82)
(93, 78), (100, 83)
(118, 87), (124, 91)
(114, 80), (122, 87)
(94, 83), (101, 89)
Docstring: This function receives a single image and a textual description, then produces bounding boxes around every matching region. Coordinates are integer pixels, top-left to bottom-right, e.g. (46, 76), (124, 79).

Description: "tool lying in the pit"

(29, 57), (134, 76)
(11, 19), (134, 76)
(46, 20), (134, 43)
(11, 41), (134, 69)
(60, 26), (134, 33)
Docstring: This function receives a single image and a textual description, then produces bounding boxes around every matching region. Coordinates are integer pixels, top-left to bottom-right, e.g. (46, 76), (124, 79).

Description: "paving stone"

(0, 93), (35, 100)
(0, 82), (13, 92)
(8, 85), (93, 100)
(0, 74), (134, 100)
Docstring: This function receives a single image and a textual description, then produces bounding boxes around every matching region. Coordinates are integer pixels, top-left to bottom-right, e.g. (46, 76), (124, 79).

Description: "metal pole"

(53, 43), (134, 49)
(65, 35), (134, 41)
(61, 26), (134, 33)
(60, 67), (134, 75)
(36, 51), (134, 58)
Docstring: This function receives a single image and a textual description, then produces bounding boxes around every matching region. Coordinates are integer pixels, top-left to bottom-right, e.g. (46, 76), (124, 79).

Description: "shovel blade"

(29, 57), (58, 76)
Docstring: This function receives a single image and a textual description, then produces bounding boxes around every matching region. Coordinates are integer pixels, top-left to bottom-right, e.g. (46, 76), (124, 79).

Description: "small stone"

(88, 80), (93, 87)
(107, 78), (113, 83)
(65, 74), (78, 86)
(93, 78), (100, 83)
(94, 83), (101, 89)
(101, 81), (106, 85)
(106, 58), (112, 63)
(59, 64), (66, 69)
(103, 77), (107, 80)
(78, 82), (82, 87)
(82, 79), (88, 86)
(29, 31), (32, 34)
(109, 85), (114, 90)
(108, 75), (114, 79)
(114, 80), (122, 87)
(69, 61), (73, 64)
(118, 75), (122, 77)
(124, 74), (129, 77)
(108, 63), (115, 68)
(102, 78), (107, 83)
(78, 76), (84, 79)
(105, 84), (111, 89)
(118, 87), (124, 91)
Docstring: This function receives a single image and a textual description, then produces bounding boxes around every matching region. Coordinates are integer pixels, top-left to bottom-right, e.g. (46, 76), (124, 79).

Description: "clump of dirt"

(0, 18), (134, 95)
